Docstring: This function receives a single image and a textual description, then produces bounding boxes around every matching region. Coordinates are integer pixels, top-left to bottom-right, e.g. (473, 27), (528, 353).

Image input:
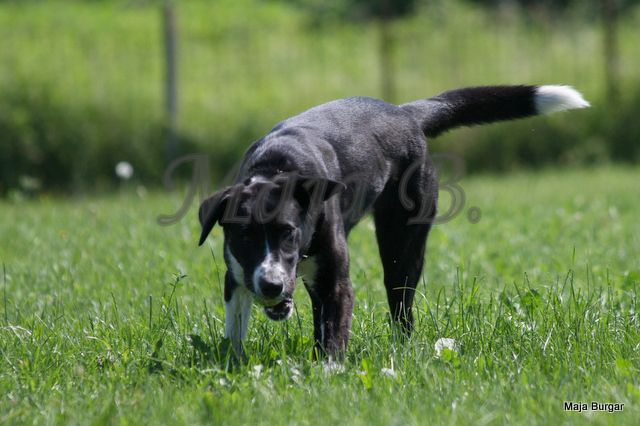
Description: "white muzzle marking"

(252, 255), (287, 299)
(252, 244), (288, 300)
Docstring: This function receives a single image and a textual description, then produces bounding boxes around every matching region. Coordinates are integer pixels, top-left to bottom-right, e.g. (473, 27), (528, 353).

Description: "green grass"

(1, 167), (639, 424)
(2, 0), (640, 191)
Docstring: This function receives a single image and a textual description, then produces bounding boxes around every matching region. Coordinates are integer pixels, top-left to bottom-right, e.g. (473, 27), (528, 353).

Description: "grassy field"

(0, 167), (639, 424)
(2, 0), (640, 191)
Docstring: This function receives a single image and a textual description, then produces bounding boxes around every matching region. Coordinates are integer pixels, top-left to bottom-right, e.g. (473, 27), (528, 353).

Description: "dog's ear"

(292, 175), (346, 209)
(198, 187), (232, 246)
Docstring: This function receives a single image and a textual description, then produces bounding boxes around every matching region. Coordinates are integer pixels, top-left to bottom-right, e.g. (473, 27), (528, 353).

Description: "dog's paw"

(322, 359), (345, 375)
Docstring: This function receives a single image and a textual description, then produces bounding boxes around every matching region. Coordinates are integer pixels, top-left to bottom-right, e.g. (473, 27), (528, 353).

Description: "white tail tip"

(534, 85), (590, 115)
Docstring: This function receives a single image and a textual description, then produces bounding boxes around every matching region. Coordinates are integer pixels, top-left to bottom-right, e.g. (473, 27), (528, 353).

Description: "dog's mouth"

(263, 298), (294, 321)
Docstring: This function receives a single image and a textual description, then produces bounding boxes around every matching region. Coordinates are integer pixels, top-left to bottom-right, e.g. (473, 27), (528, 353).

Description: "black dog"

(198, 85), (588, 358)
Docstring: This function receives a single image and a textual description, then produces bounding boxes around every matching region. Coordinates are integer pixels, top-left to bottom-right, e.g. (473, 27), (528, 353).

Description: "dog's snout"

(258, 278), (283, 298)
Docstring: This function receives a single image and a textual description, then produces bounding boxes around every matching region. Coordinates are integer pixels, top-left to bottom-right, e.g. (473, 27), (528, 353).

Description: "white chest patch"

(226, 247), (245, 284)
(297, 256), (317, 288)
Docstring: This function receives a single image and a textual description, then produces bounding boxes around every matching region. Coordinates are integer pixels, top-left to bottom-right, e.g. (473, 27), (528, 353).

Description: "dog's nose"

(258, 278), (283, 298)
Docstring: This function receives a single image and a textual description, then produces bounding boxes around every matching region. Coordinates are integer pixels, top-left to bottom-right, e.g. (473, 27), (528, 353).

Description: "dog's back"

(241, 85), (589, 182)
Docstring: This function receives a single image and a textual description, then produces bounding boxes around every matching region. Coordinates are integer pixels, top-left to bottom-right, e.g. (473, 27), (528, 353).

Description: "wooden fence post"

(601, 0), (619, 103)
(163, 1), (178, 161)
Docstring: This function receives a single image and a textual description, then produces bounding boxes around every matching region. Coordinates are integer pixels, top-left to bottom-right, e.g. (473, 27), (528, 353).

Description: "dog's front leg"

(223, 272), (252, 356)
(310, 277), (354, 360)
(305, 225), (354, 359)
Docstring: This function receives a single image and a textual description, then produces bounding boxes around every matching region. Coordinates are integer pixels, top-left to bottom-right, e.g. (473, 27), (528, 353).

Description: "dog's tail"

(401, 85), (589, 138)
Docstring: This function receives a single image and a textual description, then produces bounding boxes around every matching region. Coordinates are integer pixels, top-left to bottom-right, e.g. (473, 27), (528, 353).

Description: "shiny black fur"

(199, 85), (552, 358)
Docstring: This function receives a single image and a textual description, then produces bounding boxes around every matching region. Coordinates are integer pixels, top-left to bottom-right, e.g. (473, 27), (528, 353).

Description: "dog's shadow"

(187, 333), (242, 370)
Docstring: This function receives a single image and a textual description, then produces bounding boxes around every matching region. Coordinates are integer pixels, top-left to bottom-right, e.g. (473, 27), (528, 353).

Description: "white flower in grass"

(250, 364), (263, 379)
(435, 338), (459, 357)
(380, 367), (397, 378)
(115, 161), (134, 180)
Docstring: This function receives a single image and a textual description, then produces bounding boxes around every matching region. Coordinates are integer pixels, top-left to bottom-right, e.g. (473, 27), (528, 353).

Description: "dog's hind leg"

(373, 161), (438, 334)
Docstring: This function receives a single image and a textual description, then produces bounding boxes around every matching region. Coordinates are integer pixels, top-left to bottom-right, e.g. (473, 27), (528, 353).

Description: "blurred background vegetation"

(1, 0), (638, 195)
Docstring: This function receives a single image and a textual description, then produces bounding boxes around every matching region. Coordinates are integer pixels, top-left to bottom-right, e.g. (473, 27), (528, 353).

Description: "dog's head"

(198, 174), (344, 320)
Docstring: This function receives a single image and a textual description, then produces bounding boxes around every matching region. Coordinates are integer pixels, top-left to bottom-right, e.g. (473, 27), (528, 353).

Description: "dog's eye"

(281, 226), (296, 245)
